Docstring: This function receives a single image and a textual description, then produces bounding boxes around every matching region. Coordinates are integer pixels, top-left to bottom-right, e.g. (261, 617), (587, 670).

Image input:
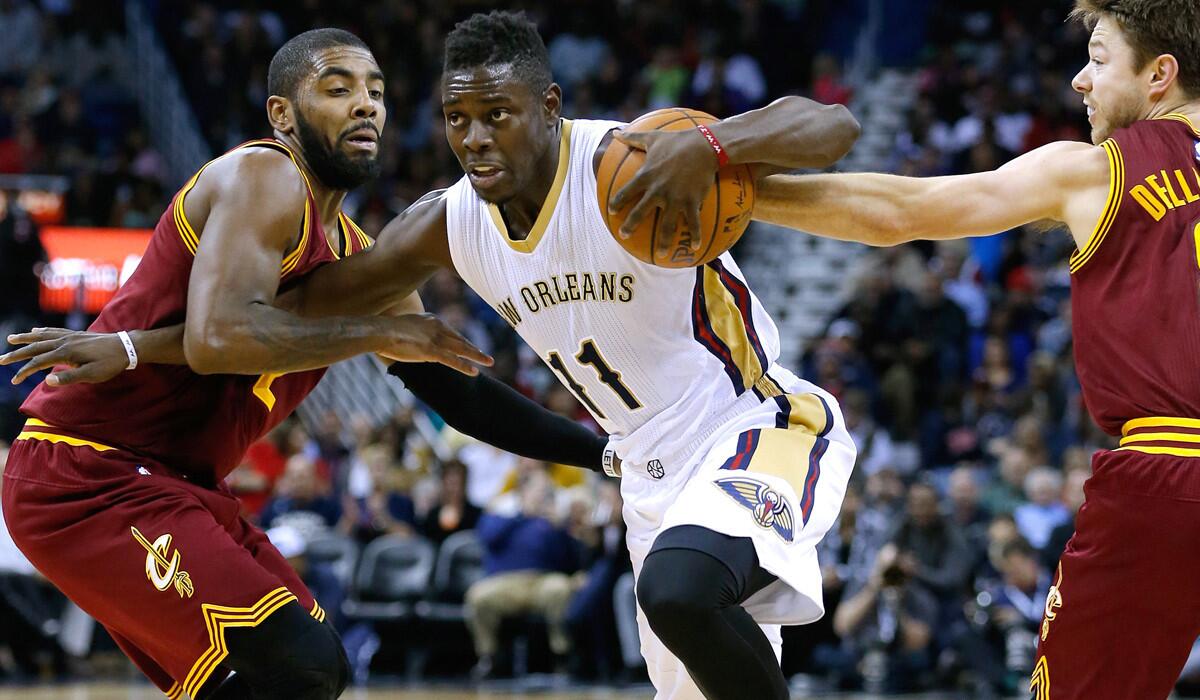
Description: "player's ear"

(1147, 53), (1181, 102)
(267, 95), (294, 134)
(544, 83), (562, 124)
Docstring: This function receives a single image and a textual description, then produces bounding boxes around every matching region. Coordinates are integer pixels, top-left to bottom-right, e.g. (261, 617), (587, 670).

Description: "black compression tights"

(636, 525), (788, 700)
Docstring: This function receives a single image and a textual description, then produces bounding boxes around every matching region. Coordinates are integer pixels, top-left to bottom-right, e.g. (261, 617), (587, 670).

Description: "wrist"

(116, 331), (138, 370)
(696, 124), (730, 169)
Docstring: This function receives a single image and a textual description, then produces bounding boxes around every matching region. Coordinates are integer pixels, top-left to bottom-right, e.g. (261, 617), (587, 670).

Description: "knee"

(636, 555), (714, 634)
(225, 606), (349, 699)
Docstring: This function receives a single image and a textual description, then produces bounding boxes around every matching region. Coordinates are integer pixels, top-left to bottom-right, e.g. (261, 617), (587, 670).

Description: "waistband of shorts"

(1117, 416), (1200, 459)
(14, 419), (119, 453)
(617, 382), (773, 479)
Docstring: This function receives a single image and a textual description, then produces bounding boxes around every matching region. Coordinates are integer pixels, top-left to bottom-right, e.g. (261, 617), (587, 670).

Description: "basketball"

(596, 108), (756, 268)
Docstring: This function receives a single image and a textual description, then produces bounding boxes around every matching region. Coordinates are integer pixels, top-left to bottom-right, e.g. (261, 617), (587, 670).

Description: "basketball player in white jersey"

(3, 11), (861, 699)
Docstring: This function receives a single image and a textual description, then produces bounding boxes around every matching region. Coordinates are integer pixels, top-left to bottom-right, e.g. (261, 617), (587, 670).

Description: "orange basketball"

(596, 108), (755, 268)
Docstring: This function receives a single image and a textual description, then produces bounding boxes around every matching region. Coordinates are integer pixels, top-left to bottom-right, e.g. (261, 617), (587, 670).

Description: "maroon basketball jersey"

(1070, 115), (1200, 444)
(21, 139), (374, 483)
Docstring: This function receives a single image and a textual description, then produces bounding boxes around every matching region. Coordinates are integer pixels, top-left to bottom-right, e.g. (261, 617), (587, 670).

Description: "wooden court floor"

(0, 682), (978, 699)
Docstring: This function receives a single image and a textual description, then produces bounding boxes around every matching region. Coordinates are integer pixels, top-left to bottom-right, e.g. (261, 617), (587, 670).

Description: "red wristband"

(696, 124), (730, 168)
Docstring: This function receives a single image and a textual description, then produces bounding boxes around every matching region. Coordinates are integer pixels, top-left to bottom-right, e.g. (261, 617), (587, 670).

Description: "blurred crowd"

(8, 0), (1200, 695)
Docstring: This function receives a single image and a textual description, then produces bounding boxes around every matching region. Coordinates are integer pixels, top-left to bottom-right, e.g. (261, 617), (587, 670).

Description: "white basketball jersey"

(446, 119), (783, 470)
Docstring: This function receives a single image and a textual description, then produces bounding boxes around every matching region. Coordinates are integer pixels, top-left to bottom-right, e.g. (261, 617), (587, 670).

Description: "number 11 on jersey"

(546, 338), (643, 419)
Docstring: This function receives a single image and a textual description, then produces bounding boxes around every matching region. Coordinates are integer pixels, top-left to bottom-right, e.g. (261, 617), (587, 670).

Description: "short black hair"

(443, 11), (552, 92)
(268, 28), (371, 101)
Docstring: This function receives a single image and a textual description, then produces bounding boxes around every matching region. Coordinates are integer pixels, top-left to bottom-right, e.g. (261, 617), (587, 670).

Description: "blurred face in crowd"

(441, 462), (467, 503)
(1002, 549), (1040, 590)
(1072, 17), (1165, 143)
(274, 46), (386, 190)
(442, 63), (562, 204)
(1063, 468), (1089, 513)
(948, 468), (979, 512)
(907, 484), (940, 528)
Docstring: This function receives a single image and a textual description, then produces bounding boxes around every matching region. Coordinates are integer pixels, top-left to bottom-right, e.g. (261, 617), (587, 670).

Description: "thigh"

(467, 572), (537, 614)
(3, 440), (305, 699)
(1033, 460), (1200, 700)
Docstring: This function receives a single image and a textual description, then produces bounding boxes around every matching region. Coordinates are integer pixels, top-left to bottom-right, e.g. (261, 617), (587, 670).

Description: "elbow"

(183, 320), (236, 374)
(827, 104), (861, 163)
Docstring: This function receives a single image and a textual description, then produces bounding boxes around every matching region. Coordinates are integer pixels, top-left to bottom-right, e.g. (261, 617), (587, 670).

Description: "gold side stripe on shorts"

(1123, 416), (1200, 435)
(309, 600), (326, 623)
(182, 587), (297, 698)
(1116, 445), (1200, 458)
(24, 418), (50, 428)
(15, 431), (116, 452)
(1119, 431), (1200, 446)
(164, 682), (183, 699)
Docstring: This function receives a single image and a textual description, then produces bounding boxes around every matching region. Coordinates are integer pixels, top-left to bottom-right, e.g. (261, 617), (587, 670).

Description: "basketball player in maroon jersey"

(0, 28), (621, 700)
(727, 1), (1200, 697)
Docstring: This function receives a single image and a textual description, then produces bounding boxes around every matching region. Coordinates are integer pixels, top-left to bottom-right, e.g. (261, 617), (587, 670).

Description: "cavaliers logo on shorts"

(714, 476), (795, 542)
(131, 526), (194, 599)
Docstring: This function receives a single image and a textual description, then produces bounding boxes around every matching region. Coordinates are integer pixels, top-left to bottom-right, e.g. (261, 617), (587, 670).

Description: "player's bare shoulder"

(1040, 141), (1115, 249)
(374, 187), (453, 267)
(183, 146), (309, 242)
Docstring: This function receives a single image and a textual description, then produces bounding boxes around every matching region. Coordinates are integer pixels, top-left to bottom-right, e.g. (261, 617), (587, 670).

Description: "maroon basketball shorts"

(2, 424), (326, 699)
(1032, 446), (1200, 700)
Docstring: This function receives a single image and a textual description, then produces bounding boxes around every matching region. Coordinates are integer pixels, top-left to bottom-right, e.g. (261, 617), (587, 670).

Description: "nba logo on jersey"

(1193, 139), (1200, 163)
(648, 460), (665, 479)
(714, 477), (796, 542)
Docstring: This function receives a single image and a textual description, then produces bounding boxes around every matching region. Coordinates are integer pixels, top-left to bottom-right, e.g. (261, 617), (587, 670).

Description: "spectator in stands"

(266, 525), (345, 633)
(465, 466), (582, 680)
(418, 459), (481, 546)
(888, 481), (972, 605)
(339, 444), (417, 545)
(981, 539), (1049, 696)
(832, 543), (938, 693)
(259, 453), (342, 535)
(1013, 467), (1069, 549)
(983, 447), (1033, 515)
(564, 481), (628, 681)
(947, 465), (991, 570)
(1041, 467), (1088, 571)
(227, 421), (292, 521)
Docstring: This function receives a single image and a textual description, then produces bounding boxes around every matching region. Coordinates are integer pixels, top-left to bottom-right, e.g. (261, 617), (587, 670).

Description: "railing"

(296, 355), (450, 460)
(124, 0), (211, 184)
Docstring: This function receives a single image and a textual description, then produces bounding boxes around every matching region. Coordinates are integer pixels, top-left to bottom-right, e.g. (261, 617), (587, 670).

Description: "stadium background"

(0, 0), (1196, 697)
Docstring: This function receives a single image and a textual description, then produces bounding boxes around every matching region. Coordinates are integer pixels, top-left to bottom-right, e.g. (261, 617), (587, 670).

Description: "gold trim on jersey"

(341, 212), (374, 251)
(164, 682), (183, 699)
(181, 587), (297, 699)
(1156, 112), (1200, 138)
(310, 600), (327, 623)
(700, 264), (764, 393)
(1116, 416), (1200, 458)
(486, 120), (573, 254)
(1069, 139), (1124, 274)
(1122, 416), (1200, 433)
(15, 420), (116, 452)
(172, 139), (314, 278)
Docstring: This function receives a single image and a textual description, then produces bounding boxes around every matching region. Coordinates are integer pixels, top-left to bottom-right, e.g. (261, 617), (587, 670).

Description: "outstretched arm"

(753, 140), (1112, 250)
(182, 152), (486, 375)
(606, 96), (861, 245)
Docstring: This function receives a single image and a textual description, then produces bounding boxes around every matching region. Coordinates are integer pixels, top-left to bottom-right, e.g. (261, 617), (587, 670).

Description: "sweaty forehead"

(442, 64), (526, 103)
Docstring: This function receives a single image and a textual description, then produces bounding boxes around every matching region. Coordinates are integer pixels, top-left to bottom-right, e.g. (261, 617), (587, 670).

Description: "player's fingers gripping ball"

(597, 108), (755, 268)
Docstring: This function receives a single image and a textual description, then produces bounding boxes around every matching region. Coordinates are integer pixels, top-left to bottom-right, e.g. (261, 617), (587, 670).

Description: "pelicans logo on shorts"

(131, 526), (194, 599)
(714, 476), (795, 542)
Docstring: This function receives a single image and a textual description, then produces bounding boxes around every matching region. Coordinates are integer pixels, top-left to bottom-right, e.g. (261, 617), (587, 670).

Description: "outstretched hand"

(1, 328), (129, 386)
(608, 128), (719, 257)
(378, 313), (494, 376)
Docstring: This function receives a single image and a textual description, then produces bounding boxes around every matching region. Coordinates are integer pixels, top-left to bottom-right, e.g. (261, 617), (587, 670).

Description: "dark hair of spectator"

(443, 11), (553, 93)
(267, 28), (372, 101)
(1001, 538), (1036, 561)
(1071, 0), (1200, 96)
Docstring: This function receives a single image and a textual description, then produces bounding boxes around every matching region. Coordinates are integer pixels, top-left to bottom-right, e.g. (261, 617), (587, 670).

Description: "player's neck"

(273, 133), (348, 224)
(499, 123), (562, 241)
(1145, 96), (1200, 123)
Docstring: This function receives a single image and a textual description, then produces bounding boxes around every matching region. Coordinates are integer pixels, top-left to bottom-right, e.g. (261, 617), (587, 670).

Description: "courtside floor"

(0, 683), (1021, 699)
